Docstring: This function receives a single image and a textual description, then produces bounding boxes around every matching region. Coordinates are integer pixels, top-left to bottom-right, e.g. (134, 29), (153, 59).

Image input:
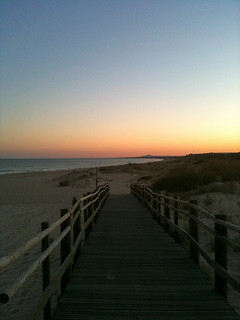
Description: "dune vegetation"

(151, 153), (240, 194)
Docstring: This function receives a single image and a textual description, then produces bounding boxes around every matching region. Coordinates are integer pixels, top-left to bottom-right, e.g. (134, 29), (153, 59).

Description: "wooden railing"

(131, 183), (240, 298)
(0, 183), (110, 319)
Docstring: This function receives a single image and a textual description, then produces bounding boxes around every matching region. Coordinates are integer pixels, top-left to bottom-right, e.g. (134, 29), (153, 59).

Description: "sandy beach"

(1, 158), (240, 319)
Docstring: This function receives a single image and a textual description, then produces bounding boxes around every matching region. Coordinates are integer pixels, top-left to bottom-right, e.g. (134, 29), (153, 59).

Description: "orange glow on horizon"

(1, 134), (239, 158)
(1, 107), (239, 158)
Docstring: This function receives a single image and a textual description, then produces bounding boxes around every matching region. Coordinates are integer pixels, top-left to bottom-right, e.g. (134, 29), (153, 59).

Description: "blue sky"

(0, 0), (239, 157)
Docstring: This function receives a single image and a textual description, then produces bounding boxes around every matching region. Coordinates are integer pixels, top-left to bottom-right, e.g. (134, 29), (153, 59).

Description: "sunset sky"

(0, 0), (239, 158)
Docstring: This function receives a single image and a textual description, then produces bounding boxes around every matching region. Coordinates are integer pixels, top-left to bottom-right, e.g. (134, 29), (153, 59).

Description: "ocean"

(0, 158), (162, 175)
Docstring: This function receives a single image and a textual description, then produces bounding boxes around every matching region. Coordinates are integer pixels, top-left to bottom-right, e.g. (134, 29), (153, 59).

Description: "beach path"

(51, 194), (239, 319)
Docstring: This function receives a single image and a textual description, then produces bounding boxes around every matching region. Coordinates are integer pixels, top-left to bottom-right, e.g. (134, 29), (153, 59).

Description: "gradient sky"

(0, 0), (239, 158)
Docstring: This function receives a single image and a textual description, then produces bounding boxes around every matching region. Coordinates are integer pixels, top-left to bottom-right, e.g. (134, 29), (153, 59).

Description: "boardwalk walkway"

(52, 194), (239, 320)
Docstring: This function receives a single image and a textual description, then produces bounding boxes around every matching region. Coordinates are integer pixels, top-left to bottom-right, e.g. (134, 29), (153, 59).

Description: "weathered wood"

(189, 199), (199, 264)
(174, 196), (179, 242)
(0, 184), (109, 312)
(80, 200), (86, 247)
(41, 222), (51, 320)
(33, 188), (110, 320)
(60, 209), (72, 294)
(156, 194), (161, 225)
(164, 194), (170, 233)
(4, 226), (70, 301)
(52, 195), (239, 320)
(130, 184), (240, 294)
(215, 215), (228, 298)
(72, 198), (81, 264)
(32, 228), (86, 320)
(90, 194), (95, 229)
(132, 185), (240, 233)
(0, 211), (70, 271)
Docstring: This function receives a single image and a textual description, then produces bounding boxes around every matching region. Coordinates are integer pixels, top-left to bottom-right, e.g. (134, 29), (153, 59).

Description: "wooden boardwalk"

(52, 194), (239, 320)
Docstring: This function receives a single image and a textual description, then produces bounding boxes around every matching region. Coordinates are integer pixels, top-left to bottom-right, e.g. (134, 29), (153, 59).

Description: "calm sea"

(0, 158), (162, 175)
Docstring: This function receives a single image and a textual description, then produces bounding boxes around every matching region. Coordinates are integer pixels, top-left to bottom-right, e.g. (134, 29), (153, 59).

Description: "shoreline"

(0, 157), (165, 176)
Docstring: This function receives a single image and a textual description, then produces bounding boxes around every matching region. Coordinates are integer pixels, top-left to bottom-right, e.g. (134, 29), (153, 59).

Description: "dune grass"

(151, 157), (240, 193)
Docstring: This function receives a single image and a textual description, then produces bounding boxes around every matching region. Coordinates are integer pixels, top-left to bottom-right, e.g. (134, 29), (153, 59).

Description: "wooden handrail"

(0, 211), (71, 270)
(7, 227), (71, 299)
(131, 183), (240, 298)
(0, 183), (110, 319)
(33, 185), (110, 319)
(132, 184), (240, 233)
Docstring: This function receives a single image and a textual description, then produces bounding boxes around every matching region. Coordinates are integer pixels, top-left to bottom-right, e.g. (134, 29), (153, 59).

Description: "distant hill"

(141, 155), (156, 158)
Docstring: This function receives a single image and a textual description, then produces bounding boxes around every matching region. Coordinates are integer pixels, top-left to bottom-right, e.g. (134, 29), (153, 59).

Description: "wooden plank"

(51, 194), (239, 320)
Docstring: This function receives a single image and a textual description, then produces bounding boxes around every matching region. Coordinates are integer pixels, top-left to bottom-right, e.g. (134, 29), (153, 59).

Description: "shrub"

(202, 159), (240, 182)
(151, 157), (240, 193)
(58, 180), (69, 187)
(152, 167), (198, 192)
(151, 166), (217, 193)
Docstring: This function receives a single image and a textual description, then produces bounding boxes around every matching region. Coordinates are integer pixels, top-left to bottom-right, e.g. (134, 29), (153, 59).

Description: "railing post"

(95, 189), (99, 210)
(87, 192), (91, 220)
(145, 187), (148, 208)
(215, 215), (228, 298)
(148, 191), (151, 211)
(83, 193), (89, 239)
(146, 188), (148, 208)
(90, 194), (94, 230)
(159, 194), (164, 226)
(140, 186), (144, 203)
(80, 200), (86, 247)
(72, 197), (77, 206)
(147, 190), (150, 210)
(164, 194), (170, 233)
(150, 193), (153, 217)
(97, 189), (101, 218)
(174, 196), (179, 242)
(93, 193), (97, 223)
(142, 186), (145, 207)
(156, 194), (160, 224)
(60, 208), (72, 294)
(141, 186), (144, 204)
(72, 197), (81, 264)
(87, 193), (92, 236)
(189, 200), (199, 264)
(41, 221), (51, 320)
(153, 194), (157, 221)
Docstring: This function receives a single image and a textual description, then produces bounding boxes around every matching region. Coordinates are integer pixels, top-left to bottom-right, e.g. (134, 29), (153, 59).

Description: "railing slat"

(41, 221), (51, 320)
(2, 227), (70, 301)
(0, 211), (71, 270)
(215, 215), (228, 297)
(0, 183), (110, 310)
(189, 199), (199, 264)
(130, 183), (240, 298)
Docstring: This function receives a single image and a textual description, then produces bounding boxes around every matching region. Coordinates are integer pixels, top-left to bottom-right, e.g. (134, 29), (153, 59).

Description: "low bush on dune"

(151, 167), (214, 192)
(58, 180), (70, 187)
(151, 158), (240, 193)
(202, 159), (240, 182)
